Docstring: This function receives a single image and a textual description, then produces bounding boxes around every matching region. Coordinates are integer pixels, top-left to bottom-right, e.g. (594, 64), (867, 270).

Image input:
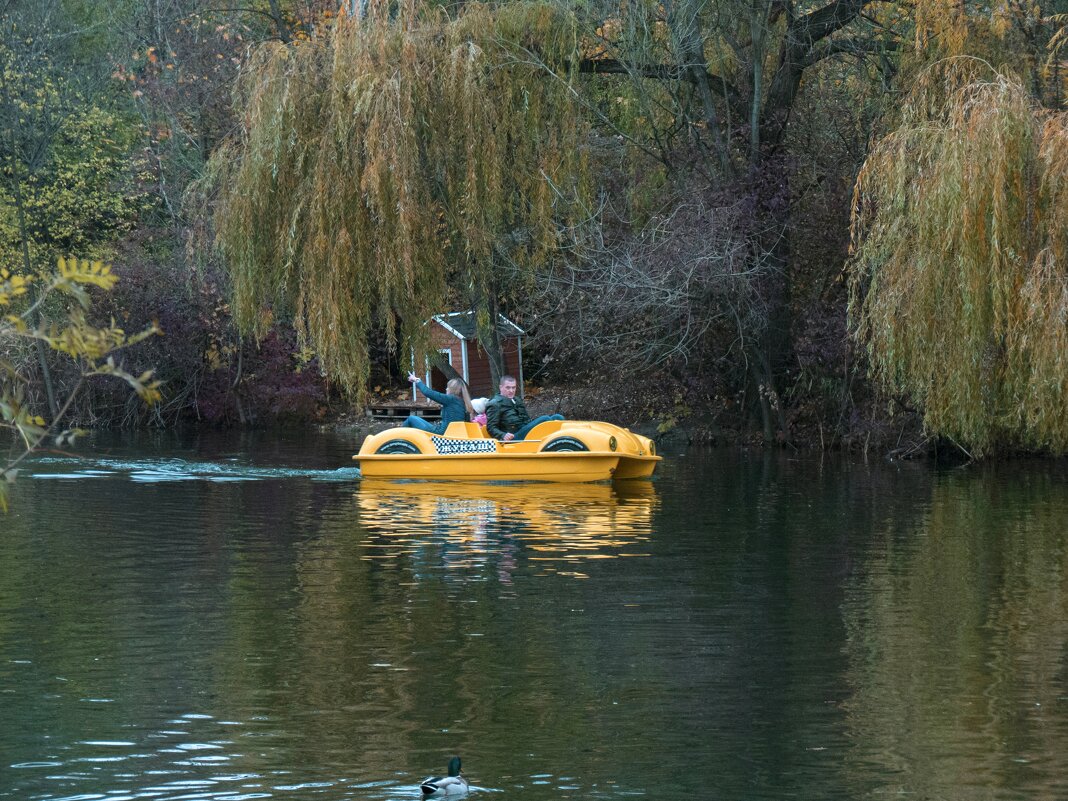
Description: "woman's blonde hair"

(447, 377), (475, 418)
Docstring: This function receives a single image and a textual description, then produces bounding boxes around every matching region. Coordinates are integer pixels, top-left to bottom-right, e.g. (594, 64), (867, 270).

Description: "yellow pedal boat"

(354, 420), (660, 482)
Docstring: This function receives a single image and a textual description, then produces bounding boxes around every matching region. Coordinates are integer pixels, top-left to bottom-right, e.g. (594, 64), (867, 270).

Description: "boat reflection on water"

(355, 480), (659, 579)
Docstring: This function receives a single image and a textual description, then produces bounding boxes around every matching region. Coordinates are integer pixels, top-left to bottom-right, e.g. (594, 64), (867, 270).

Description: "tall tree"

(203, 0), (591, 397)
(847, 1), (1068, 455)
(0, 2), (148, 418)
(849, 66), (1068, 454)
(552, 0), (902, 438)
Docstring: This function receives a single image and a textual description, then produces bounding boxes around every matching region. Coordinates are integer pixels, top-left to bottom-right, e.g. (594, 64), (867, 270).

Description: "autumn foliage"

(1, 257), (161, 510)
(849, 65), (1068, 454)
(203, 0), (591, 398)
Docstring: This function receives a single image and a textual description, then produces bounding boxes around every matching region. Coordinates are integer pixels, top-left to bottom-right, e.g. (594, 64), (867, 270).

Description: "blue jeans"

(513, 414), (565, 441)
(403, 415), (444, 435)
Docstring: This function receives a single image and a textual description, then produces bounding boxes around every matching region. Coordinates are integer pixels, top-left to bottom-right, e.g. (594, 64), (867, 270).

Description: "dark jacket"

(414, 381), (468, 434)
(486, 394), (530, 439)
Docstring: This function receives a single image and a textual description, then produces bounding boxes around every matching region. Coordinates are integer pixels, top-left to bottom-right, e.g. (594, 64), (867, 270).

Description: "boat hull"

(612, 456), (660, 480)
(354, 420), (661, 483)
(357, 452), (632, 482)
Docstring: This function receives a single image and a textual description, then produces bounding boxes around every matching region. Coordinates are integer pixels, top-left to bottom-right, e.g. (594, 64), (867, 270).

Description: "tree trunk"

(664, 0), (734, 176)
(7, 130), (60, 421)
(343, 0), (370, 20)
(744, 168), (793, 443)
(473, 280), (507, 389)
(737, 1), (874, 441)
(265, 0), (293, 42)
(750, 1), (771, 162)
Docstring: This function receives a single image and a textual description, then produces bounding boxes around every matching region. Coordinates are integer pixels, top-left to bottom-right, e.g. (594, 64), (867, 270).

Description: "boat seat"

(444, 421), (490, 439)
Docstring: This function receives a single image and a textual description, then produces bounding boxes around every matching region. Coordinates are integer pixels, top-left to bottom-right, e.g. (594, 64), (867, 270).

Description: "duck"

(420, 755), (469, 797)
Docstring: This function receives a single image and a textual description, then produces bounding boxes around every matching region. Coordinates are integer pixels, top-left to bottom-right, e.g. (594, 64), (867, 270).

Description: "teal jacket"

(486, 394), (530, 439)
(415, 381), (468, 433)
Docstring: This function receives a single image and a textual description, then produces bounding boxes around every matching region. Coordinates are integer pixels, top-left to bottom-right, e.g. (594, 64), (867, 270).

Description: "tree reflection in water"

(841, 468), (1068, 800)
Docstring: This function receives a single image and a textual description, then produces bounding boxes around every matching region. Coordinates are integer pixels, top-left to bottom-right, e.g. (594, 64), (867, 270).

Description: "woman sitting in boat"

(403, 372), (474, 435)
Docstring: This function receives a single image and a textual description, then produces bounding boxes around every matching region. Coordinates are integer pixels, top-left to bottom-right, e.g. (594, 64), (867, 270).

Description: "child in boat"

(470, 397), (489, 427)
(403, 373), (475, 435)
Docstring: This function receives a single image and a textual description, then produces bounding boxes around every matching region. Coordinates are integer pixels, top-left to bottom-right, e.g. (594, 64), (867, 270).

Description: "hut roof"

(432, 312), (525, 340)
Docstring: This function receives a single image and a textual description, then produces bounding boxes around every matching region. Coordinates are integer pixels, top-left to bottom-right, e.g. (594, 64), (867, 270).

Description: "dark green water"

(2, 431), (1068, 801)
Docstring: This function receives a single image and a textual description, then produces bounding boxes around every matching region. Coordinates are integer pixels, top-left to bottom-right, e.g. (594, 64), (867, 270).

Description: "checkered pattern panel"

(431, 436), (499, 455)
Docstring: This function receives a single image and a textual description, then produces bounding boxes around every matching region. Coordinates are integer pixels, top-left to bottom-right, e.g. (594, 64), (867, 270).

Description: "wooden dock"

(364, 402), (441, 421)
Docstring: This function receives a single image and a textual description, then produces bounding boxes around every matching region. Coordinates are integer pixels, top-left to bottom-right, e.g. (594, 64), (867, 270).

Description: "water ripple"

(27, 455), (361, 484)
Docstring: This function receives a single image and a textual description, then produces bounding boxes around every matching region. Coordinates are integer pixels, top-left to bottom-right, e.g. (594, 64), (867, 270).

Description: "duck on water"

(421, 756), (469, 797)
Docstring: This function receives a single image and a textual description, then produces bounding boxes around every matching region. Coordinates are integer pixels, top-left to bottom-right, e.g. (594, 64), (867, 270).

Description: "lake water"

(2, 431), (1067, 801)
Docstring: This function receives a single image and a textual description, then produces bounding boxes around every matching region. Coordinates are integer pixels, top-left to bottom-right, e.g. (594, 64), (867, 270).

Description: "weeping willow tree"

(849, 64), (1068, 454)
(202, 0), (590, 395)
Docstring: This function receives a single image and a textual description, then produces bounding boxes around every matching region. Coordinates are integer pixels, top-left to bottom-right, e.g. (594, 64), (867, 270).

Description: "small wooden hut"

(414, 312), (525, 398)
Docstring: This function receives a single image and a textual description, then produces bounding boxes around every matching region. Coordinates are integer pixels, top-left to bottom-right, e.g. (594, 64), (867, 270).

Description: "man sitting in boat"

(486, 375), (564, 441)
(403, 372), (475, 435)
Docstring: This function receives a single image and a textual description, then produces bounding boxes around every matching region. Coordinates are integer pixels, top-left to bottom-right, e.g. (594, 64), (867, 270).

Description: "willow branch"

(576, 57), (745, 112)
